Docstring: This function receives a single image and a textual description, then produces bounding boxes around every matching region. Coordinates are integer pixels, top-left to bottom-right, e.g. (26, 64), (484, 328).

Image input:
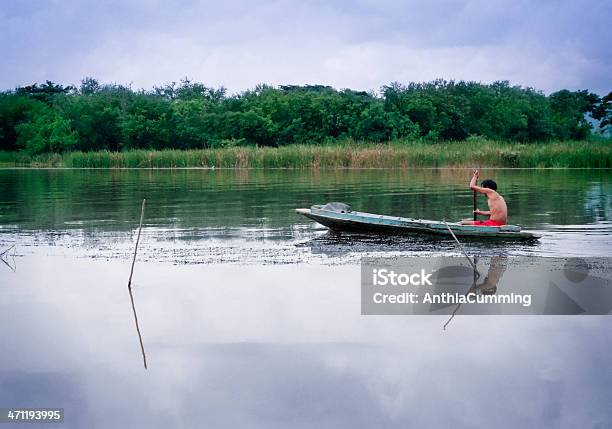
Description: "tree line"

(0, 78), (610, 154)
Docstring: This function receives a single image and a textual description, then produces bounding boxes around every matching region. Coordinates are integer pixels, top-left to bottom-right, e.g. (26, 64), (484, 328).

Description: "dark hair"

(481, 179), (497, 191)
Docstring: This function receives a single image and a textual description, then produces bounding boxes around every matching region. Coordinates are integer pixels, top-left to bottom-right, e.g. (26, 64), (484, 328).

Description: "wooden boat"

(296, 203), (541, 240)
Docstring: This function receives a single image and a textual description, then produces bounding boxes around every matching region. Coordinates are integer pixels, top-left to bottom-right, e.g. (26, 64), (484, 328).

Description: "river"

(0, 168), (611, 428)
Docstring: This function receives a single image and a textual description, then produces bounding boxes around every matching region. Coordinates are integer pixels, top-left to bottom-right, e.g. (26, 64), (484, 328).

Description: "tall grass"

(8, 138), (612, 168)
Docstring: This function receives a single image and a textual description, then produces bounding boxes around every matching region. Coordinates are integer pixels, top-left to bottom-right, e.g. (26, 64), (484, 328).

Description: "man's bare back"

(460, 170), (507, 226)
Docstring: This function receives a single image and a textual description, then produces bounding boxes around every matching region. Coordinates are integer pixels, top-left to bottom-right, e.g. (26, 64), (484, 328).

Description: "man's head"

(481, 179), (497, 191)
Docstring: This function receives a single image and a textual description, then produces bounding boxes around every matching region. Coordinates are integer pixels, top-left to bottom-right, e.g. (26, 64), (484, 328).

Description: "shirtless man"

(460, 170), (507, 226)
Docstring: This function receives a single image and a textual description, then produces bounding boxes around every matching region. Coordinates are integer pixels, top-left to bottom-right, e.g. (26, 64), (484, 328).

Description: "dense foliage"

(0, 78), (609, 154)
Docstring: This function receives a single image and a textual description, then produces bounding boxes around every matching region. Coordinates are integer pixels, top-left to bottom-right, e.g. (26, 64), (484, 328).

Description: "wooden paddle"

(472, 168), (478, 221)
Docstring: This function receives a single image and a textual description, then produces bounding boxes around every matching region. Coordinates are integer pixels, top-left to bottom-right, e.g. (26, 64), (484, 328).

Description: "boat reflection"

(297, 231), (530, 262)
(298, 231), (462, 259)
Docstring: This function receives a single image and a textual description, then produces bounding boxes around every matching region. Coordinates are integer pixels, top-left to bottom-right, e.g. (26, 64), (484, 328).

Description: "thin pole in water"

(443, 260), (479, 331)
(127, 198), (148, 370)
(0, 244), (16, 272)
(443, 219), (479, 276)
(0, 244), (14, 258)
(442, 220), (480, 330)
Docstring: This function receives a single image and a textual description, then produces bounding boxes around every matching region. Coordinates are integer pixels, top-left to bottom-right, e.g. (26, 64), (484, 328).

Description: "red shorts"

(474, 220), (505, 227)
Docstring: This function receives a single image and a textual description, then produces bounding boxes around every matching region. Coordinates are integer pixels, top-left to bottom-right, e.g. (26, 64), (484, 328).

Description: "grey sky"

(1, 0), (610, 94)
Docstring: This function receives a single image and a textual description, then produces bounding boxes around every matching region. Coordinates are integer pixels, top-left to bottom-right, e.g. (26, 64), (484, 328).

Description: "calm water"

(1, 169), (611, 428)
(0, 168), (610, 263)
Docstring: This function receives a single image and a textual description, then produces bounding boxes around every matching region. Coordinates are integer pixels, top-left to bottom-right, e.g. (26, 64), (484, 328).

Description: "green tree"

(79, 77), (101, 95)
(592, 91), (612, 133)
(16, 109), (78, 154)
(60, 94), (122, 151)
(0, 93), (45, 150)
(0, 77), (607, 154)
(549, 89), (599, 140)
(119, 94), (176, 150)
(16, 80), (74, 104)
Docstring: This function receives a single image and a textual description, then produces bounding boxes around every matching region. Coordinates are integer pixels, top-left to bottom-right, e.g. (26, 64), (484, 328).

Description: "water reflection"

(0, 169), (611, 262)
(443, 256), (508, 329)
(1, 168), (611, 426)
(0, 244), (16, 272)
(1, 257), (612, 428)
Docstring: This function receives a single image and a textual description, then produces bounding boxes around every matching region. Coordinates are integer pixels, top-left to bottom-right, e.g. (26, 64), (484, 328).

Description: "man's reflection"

(443, 256), (508, 329)
(478, 256), (508, 295)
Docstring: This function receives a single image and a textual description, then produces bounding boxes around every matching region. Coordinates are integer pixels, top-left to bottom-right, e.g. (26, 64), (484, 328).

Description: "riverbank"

(3, 140), (611, 168)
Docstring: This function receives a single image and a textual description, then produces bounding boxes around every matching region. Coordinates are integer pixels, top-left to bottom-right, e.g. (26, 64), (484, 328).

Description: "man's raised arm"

(469, 169), (493, 195)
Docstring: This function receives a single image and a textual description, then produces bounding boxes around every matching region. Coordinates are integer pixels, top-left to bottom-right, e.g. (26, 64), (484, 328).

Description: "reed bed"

(8, 139), (612, 169)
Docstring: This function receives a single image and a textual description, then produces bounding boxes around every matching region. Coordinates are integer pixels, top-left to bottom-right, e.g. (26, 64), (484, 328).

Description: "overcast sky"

(1, 0), (610, 95)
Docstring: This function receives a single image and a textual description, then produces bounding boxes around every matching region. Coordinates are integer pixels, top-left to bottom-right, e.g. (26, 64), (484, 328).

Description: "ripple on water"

(0, 169), (610, 263)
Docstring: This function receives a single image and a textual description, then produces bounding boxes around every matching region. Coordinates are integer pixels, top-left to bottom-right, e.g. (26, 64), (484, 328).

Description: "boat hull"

(296, 207), (541, 240)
